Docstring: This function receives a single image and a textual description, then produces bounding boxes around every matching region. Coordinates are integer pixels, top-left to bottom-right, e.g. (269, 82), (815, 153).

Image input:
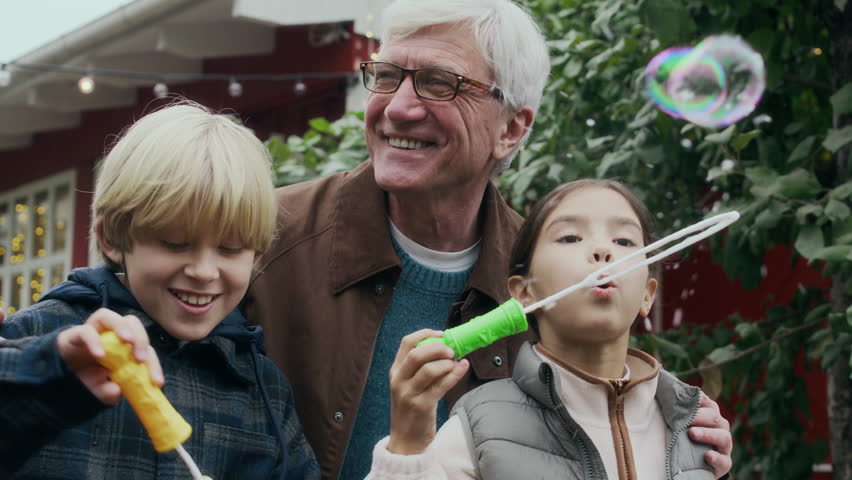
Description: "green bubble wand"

(419, 211), (740, 359)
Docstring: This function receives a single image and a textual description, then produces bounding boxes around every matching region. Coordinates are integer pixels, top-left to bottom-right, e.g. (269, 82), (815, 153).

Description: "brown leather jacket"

(244, 161), (532, 479)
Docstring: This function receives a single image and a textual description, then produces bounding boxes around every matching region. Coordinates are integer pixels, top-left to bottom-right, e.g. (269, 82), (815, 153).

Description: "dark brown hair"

(508, 179), (656, 334)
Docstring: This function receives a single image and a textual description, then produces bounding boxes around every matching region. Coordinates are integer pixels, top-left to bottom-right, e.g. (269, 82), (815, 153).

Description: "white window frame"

(0, 170), (76, 313)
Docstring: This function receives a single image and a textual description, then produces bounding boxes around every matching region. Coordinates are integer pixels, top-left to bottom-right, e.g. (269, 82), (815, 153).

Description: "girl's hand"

(57, 308), (164, 405)
(688, 392), (733, 478)
(386, 329), (469, 455)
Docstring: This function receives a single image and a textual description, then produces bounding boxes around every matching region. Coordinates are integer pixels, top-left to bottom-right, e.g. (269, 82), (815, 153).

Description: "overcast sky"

(0, 0), (134, 62)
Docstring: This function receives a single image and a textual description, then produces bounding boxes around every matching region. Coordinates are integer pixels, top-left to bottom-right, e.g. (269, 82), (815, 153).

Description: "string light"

(293, 80), (307, 96)
(813, 47), (823, 56)
(0, 65), (10, 87)
(0, 60), (358, 98)
(78, 75), (95, 94)
(228, 78), (243, 97)
(153, 81), (168, 98)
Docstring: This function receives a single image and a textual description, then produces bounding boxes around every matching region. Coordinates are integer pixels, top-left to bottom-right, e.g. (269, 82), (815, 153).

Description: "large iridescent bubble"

(645, 35), (765, 128)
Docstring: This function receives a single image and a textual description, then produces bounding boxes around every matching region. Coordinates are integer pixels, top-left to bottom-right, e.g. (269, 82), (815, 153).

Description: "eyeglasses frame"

(359, 61), (504, 102)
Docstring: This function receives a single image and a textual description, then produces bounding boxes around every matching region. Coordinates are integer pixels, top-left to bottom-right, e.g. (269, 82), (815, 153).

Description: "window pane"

(30, 268), (46, 303)
(51, 264), (67, 289)
(33, 190), (48, 258)
(0, 202), (7, 266)
(9, 272), (24, 314)
(53, 185), (71, 253)
(12, 198), (28, 265)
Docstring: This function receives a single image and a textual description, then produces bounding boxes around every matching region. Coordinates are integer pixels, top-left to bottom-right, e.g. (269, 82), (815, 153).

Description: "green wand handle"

(417, 299), (527, 360)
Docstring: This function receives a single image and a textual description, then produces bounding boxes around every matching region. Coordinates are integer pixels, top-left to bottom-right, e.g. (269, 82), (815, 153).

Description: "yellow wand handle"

(97, 330), (192, 453)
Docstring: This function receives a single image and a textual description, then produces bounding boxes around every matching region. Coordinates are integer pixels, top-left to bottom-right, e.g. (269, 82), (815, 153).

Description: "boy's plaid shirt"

(0, 268), (320, 480)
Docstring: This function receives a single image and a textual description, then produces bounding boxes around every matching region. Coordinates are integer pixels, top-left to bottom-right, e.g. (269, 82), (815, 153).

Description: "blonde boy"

(0, 102), (319, 479)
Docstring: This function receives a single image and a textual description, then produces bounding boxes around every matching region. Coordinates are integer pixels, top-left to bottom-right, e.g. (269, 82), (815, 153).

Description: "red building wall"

(0, 23), (362, 268)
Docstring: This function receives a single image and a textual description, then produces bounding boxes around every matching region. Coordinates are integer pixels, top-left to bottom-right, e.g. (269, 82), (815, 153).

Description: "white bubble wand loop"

(523, 211), (740, 314)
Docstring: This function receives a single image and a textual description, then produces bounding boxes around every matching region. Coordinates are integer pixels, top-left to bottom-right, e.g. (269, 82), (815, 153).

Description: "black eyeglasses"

(360, 61), (503, 102)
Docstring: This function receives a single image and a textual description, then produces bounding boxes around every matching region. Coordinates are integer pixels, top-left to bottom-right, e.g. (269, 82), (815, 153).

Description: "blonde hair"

(93, 101), (277, 270)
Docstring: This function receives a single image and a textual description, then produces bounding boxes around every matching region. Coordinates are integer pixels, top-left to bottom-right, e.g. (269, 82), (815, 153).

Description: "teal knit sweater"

(339, 238), (473, 480)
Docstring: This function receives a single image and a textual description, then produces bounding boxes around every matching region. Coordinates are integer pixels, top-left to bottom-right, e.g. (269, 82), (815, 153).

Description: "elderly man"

(254, 1), (727, 479)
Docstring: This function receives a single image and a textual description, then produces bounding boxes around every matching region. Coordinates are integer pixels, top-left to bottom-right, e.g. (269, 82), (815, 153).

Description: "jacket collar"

(42, 266), (259, 385)
(329, 161), (519, 304)
(514, 341), (701, 430)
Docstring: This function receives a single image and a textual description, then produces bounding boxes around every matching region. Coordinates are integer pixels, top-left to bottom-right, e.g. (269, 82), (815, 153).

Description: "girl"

(367, 179), (715, 479)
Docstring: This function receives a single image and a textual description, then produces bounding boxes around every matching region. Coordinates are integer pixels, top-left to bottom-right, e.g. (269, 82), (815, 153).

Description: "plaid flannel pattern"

(0, 298), (319, 480)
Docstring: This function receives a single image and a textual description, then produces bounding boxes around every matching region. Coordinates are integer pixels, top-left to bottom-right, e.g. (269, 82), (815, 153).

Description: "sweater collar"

(533, 343), (661, 428)
(328, 160), (520, 305)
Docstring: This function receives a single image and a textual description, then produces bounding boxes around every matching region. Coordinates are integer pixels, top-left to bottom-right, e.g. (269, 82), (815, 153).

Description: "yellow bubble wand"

(97, 330), (211, 480)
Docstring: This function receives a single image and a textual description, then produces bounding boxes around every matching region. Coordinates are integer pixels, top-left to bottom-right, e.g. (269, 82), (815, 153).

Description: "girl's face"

(509, 186), (657, 346)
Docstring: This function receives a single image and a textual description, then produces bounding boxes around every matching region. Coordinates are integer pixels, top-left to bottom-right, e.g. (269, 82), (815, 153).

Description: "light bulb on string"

(78, 75), (95, 94)
(0, 65), (10, 87)
(153, 81), (168, 98)
(228, 78), (243, 97)
(293, 80), (307, 96)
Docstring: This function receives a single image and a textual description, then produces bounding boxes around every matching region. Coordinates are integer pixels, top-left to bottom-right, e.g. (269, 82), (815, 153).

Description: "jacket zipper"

(612, 379), (631, 480)
(543, 366), (605, 480)
(665, 391), (701, 479)
(335, 315), (383, 480)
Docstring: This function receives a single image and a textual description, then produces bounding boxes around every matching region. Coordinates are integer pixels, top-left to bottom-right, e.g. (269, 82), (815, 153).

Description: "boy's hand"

(689, 391), (733, 478)
(387, 329), (469, 456)
(57, 308), (164, 406)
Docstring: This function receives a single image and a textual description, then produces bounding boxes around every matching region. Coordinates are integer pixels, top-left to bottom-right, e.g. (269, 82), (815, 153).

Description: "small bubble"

(672, 263), (680, 270)
(691, 273), (699, 282)
(681, 289), (689, 300)
(710, 185), (719, 192)
(644, 317), (653, 331)
(688, 288), (695, 296)
(586, 118), (596, 127)
(722, 192), (730, 201)
(665, 191), (674, 200)
(712, 201), (721, 212)
(721, 159), (736, 172)
(760, 265), (768, 278)
(656, 212), (664, 219)
(672, 308), (684, 328)
(566, 153), (574, 159)
(680, 138), (693, 149)
(673, 219), (682, 228)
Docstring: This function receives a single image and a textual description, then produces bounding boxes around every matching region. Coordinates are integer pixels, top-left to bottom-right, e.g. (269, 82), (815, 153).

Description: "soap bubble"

(645, 35), (765, 128)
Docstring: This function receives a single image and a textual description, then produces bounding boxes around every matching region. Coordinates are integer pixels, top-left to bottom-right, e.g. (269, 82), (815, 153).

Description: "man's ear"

(493, 106), (534, 161)
(508, 274), (536, 308)
(639, 277), (658, 318)
(94, 220), (123, 266)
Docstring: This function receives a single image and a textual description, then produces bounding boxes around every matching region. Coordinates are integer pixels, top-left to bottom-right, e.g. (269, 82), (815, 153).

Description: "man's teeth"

(388, 137), (427, 149)
(175, 292), (214, 306)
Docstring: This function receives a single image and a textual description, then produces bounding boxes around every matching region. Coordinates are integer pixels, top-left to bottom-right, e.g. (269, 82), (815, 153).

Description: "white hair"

(379, 0), (551, 172)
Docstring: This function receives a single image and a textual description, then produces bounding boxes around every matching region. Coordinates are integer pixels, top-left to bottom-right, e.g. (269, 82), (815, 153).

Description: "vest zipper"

(543, 366), (605, 480)
(665, 390), (701, 479)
